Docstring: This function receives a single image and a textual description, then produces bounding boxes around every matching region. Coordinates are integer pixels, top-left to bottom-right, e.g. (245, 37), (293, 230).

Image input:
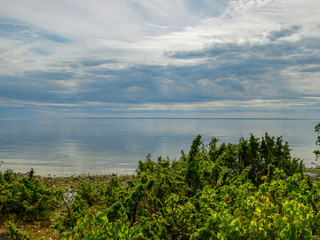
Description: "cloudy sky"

(0, 0), (320, 118)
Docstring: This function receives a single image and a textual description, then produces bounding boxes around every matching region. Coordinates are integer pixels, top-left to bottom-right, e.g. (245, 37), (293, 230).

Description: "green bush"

(314, 123), (320, 165)
(0, 168), (63, 222)
(52, 131), (320, 239)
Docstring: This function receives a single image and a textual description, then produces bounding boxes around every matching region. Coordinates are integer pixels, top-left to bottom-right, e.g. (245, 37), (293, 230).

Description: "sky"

(0, 0), (320, 119)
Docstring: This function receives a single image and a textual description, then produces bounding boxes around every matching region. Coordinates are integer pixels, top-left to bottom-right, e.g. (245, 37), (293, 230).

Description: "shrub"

(0, 168), (63, 222)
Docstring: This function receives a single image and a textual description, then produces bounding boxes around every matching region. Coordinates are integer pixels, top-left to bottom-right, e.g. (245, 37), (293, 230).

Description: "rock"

(0, 232), (9, 240)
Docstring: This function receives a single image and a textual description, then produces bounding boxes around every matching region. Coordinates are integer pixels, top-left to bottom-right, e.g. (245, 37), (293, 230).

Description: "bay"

(0, 118), (318, 176)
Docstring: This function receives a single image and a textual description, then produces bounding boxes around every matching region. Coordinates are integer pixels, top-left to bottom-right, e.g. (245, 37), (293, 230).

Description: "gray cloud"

(268, 25), (301, 41)
(0, 0), (319, 118)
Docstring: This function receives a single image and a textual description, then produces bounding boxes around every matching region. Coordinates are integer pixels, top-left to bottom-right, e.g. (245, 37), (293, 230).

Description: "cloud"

(268, 25), (301, 42)
(0, 0), (319, 118)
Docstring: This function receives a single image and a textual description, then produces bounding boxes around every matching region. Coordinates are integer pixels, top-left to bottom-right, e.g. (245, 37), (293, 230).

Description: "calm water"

(0, 118), (318, 176)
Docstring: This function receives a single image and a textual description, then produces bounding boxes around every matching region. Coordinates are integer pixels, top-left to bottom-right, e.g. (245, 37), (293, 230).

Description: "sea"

(0, 118), (318, 176)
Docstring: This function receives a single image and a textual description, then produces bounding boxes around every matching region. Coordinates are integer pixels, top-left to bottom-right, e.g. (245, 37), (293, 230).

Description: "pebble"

(64, 188), (77, 205)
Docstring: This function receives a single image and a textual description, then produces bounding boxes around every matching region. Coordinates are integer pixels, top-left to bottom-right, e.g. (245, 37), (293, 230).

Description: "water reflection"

(0, 118), (318, 176)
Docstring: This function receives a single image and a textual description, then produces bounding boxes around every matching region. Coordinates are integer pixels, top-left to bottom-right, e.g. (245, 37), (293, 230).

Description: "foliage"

(2, 126), (320, 239)
(51, 132), (320, 239)
(52, 176), (120, 236)
(6, 221), (37, 240)
(0, 168), (64, 222)
(314, 123), (320, 163)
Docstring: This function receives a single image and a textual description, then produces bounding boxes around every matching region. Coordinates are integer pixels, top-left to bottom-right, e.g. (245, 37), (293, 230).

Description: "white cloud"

(0, 0), (320, 118)
(1, 0), (319, 66)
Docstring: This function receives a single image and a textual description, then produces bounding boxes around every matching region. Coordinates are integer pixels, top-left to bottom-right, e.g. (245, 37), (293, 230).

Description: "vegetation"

(0, 124), (320, 239)
(314, 123), (320, 163)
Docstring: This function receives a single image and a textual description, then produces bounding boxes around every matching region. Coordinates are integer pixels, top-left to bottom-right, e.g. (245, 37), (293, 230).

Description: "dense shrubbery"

(1, 128), (320, 239)
(52, 133), (319, 239)
(0, 168), (63, 222)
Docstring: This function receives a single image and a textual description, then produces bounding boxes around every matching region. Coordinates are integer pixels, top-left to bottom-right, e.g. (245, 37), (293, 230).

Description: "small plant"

(6, 221), (36, 240)
(314, 123), (320, 166)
